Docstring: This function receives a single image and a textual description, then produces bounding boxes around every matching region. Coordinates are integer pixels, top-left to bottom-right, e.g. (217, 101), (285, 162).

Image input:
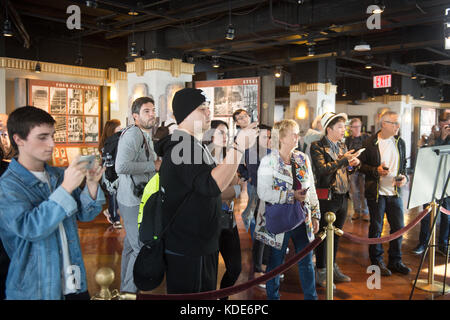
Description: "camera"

(132, 182), (147, 198)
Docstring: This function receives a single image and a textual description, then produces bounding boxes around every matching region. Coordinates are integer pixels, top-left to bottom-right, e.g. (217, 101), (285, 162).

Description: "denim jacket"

(0, 159), (105, 300)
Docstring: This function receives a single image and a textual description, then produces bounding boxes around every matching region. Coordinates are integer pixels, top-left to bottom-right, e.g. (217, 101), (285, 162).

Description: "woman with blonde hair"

(257, 119), (320, 300)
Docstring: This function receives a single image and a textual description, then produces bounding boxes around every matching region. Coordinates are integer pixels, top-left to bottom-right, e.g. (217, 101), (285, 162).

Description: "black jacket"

(157, 131), (222, 257)
(310, 136), (351, 193)
(358, 131), (407, 201)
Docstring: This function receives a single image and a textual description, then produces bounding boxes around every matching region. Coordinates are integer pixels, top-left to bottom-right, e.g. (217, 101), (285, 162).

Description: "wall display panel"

(195, 77), (260, 138)
(28, 80), (101, 167)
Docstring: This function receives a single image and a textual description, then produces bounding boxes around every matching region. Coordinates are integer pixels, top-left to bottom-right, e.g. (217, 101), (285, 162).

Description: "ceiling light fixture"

(372, 1), (385, 14)
(85, 1), (98, 8)
(411, 72), (417, 80)
(420, 92), (425, 99)
(274, 66), (282, 78)
(35, 62), (41, 73)
(128, 8), (139, 16)
(342, 89), (347, 97)
(3, 19), (12, 37)
(212, 56), (220, 68)
(354, 41), (371, 52)
(130, 42), (138, 57)
(225, 0), (234, 40)
(365, 63), (373, 69)
(307, 46), (315, 57)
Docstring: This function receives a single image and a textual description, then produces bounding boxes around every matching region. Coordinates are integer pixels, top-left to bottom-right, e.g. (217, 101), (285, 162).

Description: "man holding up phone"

(0, 106), (105, 299)
(359, 110), (410, 277)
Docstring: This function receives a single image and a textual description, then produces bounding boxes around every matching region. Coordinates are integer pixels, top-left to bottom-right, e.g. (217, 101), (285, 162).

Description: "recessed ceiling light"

(354, 41), (371, 52)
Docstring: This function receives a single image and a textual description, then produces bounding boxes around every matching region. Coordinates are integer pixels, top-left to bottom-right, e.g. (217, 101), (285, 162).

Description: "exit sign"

(373, 74), (392, 88)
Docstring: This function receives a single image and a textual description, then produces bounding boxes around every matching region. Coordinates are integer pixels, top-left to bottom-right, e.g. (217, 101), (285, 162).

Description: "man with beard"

(115, 97), (158, 293)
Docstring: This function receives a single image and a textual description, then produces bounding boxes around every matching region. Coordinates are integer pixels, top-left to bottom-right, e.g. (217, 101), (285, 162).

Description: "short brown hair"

(439, 112), (450, 122)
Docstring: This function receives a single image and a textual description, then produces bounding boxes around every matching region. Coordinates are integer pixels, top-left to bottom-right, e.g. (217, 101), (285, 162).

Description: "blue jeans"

(418, 197), (450, 249)
(266, 223), (317, 300)
(368, 196), (404, 264)
(349, 172), (368, 215)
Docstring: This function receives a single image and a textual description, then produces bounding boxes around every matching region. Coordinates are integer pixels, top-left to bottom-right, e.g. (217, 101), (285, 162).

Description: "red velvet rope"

(341, 206), (431, 245)
(136, 237), (324, 300)
(441, 206), (450, 216)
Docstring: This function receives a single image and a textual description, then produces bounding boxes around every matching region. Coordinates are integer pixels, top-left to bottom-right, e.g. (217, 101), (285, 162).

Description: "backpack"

(133, 173), (188, 291)
(153, 121), (175, 142)
(101, 131), (121, 184)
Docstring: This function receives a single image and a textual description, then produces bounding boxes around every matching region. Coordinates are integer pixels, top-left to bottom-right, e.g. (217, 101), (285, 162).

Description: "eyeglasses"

(383, 120), (400, 126)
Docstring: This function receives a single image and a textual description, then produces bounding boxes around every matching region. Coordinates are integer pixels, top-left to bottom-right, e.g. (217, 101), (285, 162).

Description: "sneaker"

(316, 268), (336, 289)
(103, 209), (113, 224)
(351, 212), (360, 220)
(362, 214), (370, 222)
(375, 261), (392, 277)
(279, 273), (285, 280)
(411, 244), (426, 255)
(333, 263), (351, 282)
(387, 261), (411, 275)
(257, 283), (266, 289)
(113, 221), (122, 229)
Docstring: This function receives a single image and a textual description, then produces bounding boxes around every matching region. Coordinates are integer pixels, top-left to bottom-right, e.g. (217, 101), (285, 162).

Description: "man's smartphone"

(352, 148), (366, 157)
(394, 175), (404, 182)
(77, 155), (95, 170)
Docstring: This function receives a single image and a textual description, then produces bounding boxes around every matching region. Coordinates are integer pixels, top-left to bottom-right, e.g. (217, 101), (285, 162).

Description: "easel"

(408, 145), (450, 298)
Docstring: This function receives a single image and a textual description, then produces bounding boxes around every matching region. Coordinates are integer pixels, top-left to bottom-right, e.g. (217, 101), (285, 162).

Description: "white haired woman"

(257, 119), (320, 300)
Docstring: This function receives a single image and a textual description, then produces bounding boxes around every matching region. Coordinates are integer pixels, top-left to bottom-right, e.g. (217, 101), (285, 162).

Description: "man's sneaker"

(316, 268), (336, 289)
(351, 212), (360, 220)
(375, 261), (392, 276)
(387, 261), (411, 275)
(411, 244), (426, 255)
(333, 263), (351, 282)
(113, 221), (122, 229)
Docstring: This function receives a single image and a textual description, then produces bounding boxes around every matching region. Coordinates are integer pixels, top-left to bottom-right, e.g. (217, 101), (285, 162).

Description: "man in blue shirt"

(0, 106), (105, 300)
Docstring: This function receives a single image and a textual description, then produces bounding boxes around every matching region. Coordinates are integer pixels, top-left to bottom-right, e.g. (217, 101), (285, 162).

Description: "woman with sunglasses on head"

(203, 119), (243, 299)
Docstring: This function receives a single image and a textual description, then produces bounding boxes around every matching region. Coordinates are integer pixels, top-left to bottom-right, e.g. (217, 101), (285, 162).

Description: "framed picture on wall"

(28, 80), (101, 166)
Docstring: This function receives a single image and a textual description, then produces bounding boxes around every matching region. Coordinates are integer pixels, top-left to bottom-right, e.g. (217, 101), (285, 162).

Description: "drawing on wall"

(195, 77), (260, 138)
(84, 116), (99, 142)
(67, 116), (83, 142)
(32, 86), (49, 112)
(84, 89), (99, 115)
(68, 89), (83, 114)
(53, 116), (67, 143)
(50, 87), (67, 114)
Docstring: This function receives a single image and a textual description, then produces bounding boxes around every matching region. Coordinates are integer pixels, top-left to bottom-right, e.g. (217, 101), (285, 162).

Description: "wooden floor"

(79, 185), (450, 300)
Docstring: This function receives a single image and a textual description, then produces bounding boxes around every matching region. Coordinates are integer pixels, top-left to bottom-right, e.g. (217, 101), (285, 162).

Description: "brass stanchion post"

(416, 202), (450, 293)
(325, 211), (336, 300)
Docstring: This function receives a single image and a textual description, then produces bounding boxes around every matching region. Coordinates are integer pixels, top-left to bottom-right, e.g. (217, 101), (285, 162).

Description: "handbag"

(316, 188), (332, 200)
(265, 157), (306, 234)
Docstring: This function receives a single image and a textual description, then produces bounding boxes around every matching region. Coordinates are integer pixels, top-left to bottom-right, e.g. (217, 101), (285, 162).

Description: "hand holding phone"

(77, 155), (95, 170)
(352, 148), (366, 157)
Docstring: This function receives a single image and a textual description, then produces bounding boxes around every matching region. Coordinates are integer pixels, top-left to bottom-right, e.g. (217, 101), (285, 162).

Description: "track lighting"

(128, 9), (139, 16)
(130, 42), (138, 57)
(3, 19), (13, 37)
(365, 63), (373, 69)
(411, 73), (417, 80)
(212, 56), (220, 68)
(307, 46), (315, 57)
(354, 41), (371, 52)
(85, 1), (98, 8)
(342, 89), (347, 97)
(274, 66), (282, 78)
(225, 24), (235, 40)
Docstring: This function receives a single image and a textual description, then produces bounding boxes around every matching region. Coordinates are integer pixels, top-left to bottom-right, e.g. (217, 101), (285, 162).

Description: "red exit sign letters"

(373, 74), (392, 88)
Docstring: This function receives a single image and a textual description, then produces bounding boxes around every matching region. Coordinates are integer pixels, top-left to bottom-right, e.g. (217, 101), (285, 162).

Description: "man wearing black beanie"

(157, 87), (258, 294)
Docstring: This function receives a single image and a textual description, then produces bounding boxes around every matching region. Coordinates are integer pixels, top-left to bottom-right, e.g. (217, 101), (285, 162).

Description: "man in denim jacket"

(0, 106), (105, 300)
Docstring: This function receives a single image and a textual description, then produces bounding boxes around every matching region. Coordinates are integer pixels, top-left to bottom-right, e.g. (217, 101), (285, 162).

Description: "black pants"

(219, 226), (242, 298)
(165, 251), (219, 294)
(64, 291), (90, 300)
(315, 194), (348, 269)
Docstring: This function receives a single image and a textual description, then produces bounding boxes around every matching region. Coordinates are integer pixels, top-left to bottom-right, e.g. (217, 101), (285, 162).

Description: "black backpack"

(101, 131), (121, 184)
(153, 121), (175, 142)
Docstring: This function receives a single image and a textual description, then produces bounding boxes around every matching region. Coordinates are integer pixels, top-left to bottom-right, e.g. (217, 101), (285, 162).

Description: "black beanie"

(172, 88), (206, 124)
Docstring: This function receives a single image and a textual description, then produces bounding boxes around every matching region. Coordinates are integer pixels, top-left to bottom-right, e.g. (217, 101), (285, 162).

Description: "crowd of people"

(0, 89), (448, 300)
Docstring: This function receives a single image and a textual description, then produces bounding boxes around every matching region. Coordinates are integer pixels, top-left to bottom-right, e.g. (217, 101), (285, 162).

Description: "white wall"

(127, 70), (193, 126)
